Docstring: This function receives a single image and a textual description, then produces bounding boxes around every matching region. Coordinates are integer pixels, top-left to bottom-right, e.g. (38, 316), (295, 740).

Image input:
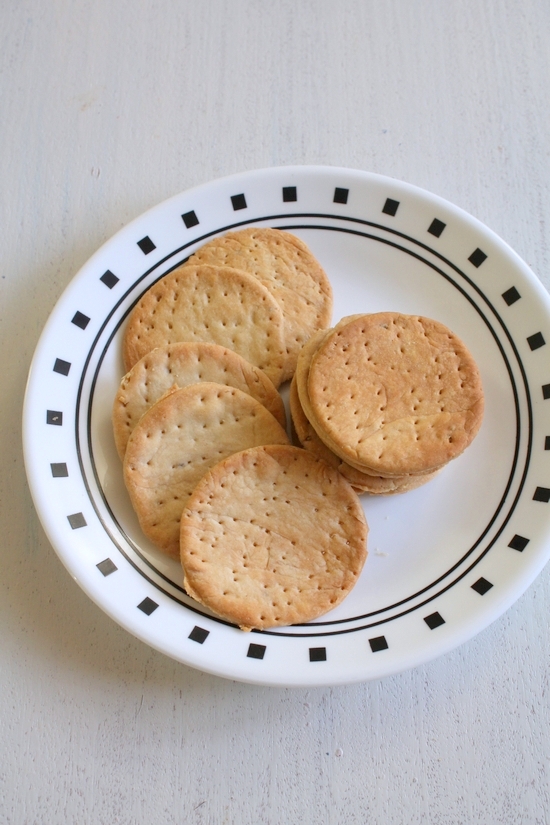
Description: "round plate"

(23, 166), (550, 686)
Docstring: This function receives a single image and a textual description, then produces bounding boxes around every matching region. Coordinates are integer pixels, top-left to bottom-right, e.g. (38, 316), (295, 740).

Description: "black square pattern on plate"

(47, 410), (63, 426)
(468, 248), (487, 267)
(528, 332), (546, 351)
(67, 512), (87, 530)
(50, 462), (68, 477)
(231, 193), (247, 211)
(71, 311), (90, 330)
(182, 210), (199, 228)
(382, 198), (399, 216)
(189, 625), (209, 644)
(533, 487), (550, 503)
(282, 186), (297, 202)
(424, 611), (445, 630)
(502, 286), (521, 306)
(543, 385), (550, 400)
(138, 597), (158, 615)
(309, 647), (327, 662)
(333, 187), (349, 204)
(53, 358), (71, 376)
(100, 270), (119, 289)
(369, 636), (388, 652)
(427, 218), (446, 237)
(137, 236), (156, 255)
(247, 643), (266, 660)
(97, 558), (118, 577)
(471, 577), (493, 595)
(545, 436), (550, 450)
(508, 534), (529, 552)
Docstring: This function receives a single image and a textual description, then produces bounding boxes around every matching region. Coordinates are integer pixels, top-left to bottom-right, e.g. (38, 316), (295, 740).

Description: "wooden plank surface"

(1, 1), (549, 822)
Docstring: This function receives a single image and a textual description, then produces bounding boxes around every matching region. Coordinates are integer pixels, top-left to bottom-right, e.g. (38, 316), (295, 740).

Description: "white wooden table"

(2, 1), (549, 822)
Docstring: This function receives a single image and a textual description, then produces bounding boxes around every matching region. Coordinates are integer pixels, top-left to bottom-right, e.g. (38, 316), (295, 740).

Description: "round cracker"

(113, 342), (286, 459)
(295, 326), (445, 479)
(289, 374), (438, 494)
(186, 228), (333, 381)
(123, 383), (289, 559)
(123, 264), (287, 387)
(180, 444), (368, 630)
(307, 313), (484, 476)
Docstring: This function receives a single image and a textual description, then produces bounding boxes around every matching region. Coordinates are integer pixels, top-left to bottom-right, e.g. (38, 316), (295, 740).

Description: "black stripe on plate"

(188, 625), (209, 643)
(527, 332), (545, 351)
(137, 597), (158, 615)
(382, 198), (399, 216)
(247, 643), (266, 659)
(471, 577), (493, 595)
(182, 210), (199, 228)
(424, 612), (445, 629)
(502, 286), (521, 306)
(137, 236), (156, 255)
(533, 487), (550, 502)
(67, 512), (87, 529)
(369, 636), (388, 652)
(468, 248), (487, 267)
(508, 534), (529, 552)
(231, 194), (247, 211)
(100, 270), (119, 289)
(53, 358), (71, 376)
(333, 187), (349, 204)
(427, 218), (446, 237)
(72, 311), (90, 329)
(97, 558), (118, 576)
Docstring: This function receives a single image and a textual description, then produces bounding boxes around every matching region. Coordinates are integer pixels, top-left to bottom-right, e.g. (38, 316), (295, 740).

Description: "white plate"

(23, 166), (550, 686)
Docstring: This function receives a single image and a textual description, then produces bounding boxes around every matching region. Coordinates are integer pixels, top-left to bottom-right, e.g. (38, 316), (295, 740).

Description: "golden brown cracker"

(180, 444), (368, 630)
(295, 326), (443, 479)
(307, 313), (484, 476)
(123, 264), (287, 387)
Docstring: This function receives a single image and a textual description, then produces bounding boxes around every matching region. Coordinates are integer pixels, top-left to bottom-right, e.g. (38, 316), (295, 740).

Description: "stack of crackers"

(290, 312), (484, 493)
(114, 228), (369, 630)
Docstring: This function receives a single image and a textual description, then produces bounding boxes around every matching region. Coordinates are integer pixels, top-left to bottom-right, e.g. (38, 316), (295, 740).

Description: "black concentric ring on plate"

(75, 210), (531, 637)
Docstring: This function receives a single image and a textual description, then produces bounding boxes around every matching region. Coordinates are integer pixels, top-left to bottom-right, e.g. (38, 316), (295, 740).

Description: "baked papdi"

(113, 342), (286, 459)
(123, 264), (287, 387)
(307, 313), (484, 476)
(180, 444), (368, 630)
(123, 383), (289, 559)
(115, 221), (486, 631)
(185, 228), (333, 381)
